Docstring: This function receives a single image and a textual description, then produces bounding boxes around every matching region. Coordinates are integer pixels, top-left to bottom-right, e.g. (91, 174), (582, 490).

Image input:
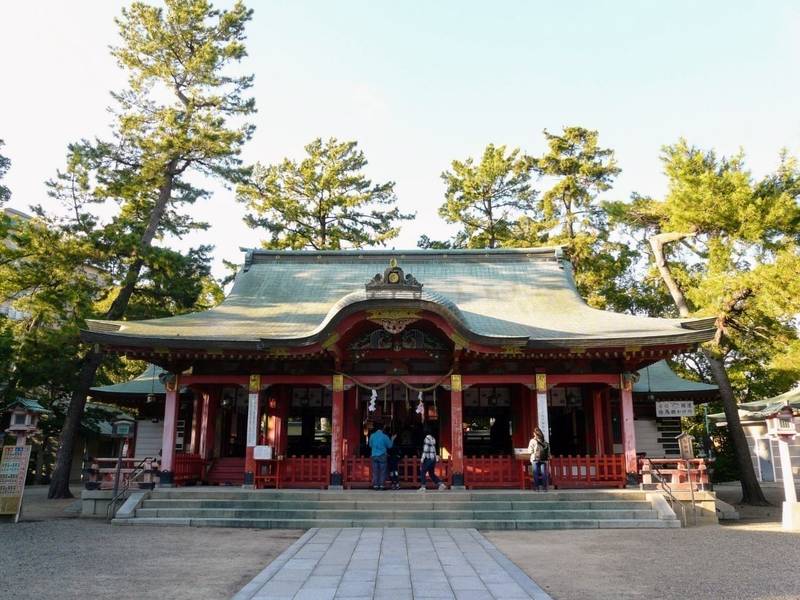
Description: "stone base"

(327, 485), (344, 491)
(672, 490), (719, 526)
(81, 490), (114, 517)
(782, 502), (800, 531)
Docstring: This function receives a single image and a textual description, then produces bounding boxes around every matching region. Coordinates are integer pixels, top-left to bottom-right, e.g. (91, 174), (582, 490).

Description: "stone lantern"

(4, 398), (45, 447)
(764, 404), (799, 531)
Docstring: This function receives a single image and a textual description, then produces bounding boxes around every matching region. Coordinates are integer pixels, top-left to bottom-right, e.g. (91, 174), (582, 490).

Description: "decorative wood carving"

(365, 258), (423, 298)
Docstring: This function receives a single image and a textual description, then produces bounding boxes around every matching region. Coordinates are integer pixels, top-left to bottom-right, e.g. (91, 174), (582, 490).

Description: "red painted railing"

(174, 453), (205, 486)
(548, 454), (626, 489)
(84, 457), (159, 490)
(639, 458), (709, 491)
(280, 456), (330, 489)
(343, 456), (451, 488)
(464, 456), (522, 489)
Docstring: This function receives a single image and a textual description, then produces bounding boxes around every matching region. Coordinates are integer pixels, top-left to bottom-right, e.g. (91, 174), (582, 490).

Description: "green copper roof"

(84, 248), (716, 350)
(710, 386), (800, 424)
(634, 360), (719, 398)
(90, 364), (166, 397)
(4, 397), (48, 413)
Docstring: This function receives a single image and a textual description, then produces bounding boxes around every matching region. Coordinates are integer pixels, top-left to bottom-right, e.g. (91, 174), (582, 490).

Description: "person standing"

(528, 426), (550, 491)
(418, 426), (447, 491)
(369, 424), (393, 490)
(387, 436), (402, 490)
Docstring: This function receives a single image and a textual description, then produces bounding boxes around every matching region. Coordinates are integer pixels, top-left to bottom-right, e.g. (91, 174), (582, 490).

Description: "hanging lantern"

(368, 389), (377, 412)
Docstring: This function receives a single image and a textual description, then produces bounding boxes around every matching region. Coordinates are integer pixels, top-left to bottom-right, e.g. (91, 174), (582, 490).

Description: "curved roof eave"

(82, 247), (718, 350)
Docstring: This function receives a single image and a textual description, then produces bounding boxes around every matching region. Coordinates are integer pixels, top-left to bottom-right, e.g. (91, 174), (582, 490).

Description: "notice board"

(0, 445), (32, 523)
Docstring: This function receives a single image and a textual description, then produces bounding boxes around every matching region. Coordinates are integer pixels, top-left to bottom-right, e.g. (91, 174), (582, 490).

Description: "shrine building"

(82, 248), (716, 490)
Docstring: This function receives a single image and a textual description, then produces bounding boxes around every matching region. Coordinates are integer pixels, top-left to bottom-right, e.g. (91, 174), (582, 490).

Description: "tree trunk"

(34, 438), (45, 485)
(704, 349), (769, 504)
(649, 232), (769, 505)
(47, 349), (104, 498)
(48, 166), (176, 499)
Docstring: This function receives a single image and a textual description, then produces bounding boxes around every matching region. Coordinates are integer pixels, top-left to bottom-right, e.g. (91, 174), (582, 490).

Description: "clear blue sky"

(1, 1), (798, 276)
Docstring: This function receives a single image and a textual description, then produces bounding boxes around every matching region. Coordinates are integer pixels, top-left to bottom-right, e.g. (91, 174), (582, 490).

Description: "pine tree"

(437, 144), (536, 249)
(47, 0), (255, 498)
(238, 138), (412, 249)
(611, 140), (800, 504)
(513, 126), (634, 310)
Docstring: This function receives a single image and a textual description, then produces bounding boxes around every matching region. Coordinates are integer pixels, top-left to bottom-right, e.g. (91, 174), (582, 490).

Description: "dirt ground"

(6, 484), (800, 600)
(488, 483), (800, 600)
(1, 487), (301, 600)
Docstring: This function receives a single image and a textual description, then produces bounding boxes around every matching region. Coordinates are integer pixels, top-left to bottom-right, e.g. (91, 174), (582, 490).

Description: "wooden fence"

(640, 458), (709, 491)
(343, 456), (451, 488)
(279, 455), (330, 488)
(464, 456), (523, 488)
(173, 453), (205, 486)
(548, 454), (626, 489)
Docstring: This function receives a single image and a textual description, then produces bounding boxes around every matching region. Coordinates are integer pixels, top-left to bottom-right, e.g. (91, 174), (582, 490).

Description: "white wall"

(743, 420), (800, 483)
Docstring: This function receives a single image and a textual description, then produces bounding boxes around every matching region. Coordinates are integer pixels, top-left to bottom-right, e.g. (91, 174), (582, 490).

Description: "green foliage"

(0, 213), (105, 402)
(612, 140), (800, 401)
(511, 127), (632, 310)
(238, 138), (412, 249)
(535, 127), (621, 240)
(0, 139), (10, 205)
(31, 0), (256, 497)
(417, 235), (459, 250)
(438, 144), (536, 249)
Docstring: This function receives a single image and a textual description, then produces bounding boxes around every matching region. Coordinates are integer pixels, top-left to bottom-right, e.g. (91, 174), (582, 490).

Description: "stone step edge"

(114, 517), (680, 529)
(136, 508), (658, 518)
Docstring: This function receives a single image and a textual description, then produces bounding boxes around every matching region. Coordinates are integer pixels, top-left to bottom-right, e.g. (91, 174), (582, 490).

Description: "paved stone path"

(233, 527), (551, 600)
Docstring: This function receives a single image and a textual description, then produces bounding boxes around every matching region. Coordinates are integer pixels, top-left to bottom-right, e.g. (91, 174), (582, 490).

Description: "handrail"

(642, 457), (690, 526)
(106, 456), (156, 520)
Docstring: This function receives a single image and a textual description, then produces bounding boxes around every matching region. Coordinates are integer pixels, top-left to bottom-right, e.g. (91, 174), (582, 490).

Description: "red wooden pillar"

(330, 374), (345, 488)
(159, 375), (180, 486)
(450, 375), (464, 487)
(244, 375), (260, 488)
(199, 387), (219, 461)
(593, 387), (605, 456)
(604, 388), (614, 453)
(343, 387), (360, 459)
(511, 386), (526, 448)
(621, 374), (637, 475)
(278, 386), (289, 455)
(439, 388), (452, 459)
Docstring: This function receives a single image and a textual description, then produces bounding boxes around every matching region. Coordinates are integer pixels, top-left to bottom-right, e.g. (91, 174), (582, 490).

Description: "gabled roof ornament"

(366, 258), (423, 299)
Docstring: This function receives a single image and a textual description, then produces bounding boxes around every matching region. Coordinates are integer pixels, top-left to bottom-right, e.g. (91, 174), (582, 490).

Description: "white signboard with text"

(656, 400), (695, 418)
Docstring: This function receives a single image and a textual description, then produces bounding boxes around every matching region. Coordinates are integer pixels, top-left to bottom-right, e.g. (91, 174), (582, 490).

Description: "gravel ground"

(1, 510), (301, 600)
(6, 485), (800, 599)
(487, 523), (800, 600)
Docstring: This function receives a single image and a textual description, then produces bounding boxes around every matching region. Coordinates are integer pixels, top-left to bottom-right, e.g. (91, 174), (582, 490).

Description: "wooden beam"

(181, 375), (248, 386)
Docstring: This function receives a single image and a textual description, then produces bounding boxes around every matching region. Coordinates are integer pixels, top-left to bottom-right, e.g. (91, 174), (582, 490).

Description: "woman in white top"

(527, 427), (549, 491)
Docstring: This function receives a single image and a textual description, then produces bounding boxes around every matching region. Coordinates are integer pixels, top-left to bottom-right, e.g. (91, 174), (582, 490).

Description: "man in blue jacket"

(369, 424), (393, 490)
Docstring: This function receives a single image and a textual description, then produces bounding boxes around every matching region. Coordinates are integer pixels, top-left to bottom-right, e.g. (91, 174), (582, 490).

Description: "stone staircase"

(113, 489), (680, 530)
